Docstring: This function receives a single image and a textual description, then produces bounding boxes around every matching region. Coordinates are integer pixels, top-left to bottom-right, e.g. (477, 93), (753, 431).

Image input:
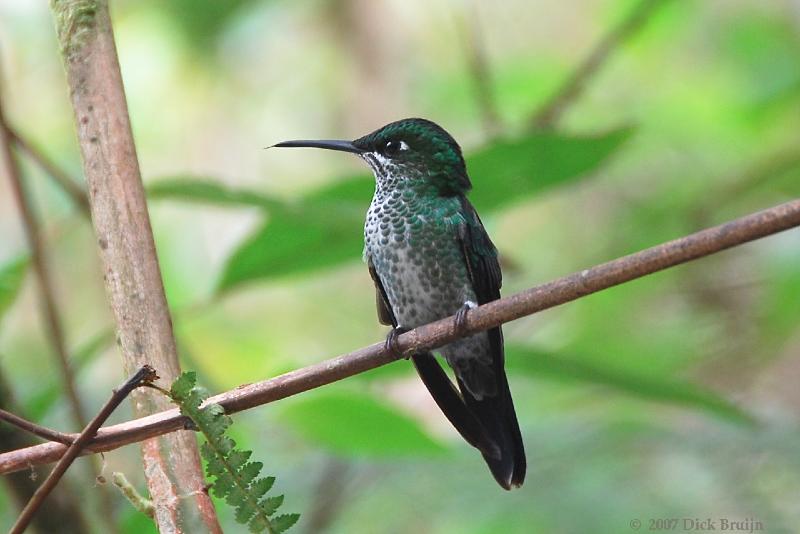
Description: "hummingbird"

(274, 118), (525, 489)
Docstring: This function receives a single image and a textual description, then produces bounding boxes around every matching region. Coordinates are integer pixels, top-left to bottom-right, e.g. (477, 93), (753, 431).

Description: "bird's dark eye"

(382, 140), (405, 157)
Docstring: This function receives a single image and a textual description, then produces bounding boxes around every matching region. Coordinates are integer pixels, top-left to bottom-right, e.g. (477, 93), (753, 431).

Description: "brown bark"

(49, 1), (220, 532)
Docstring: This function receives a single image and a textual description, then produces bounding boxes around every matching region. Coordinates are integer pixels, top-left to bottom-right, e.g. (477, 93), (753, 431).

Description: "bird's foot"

(385, 326), (411, 360)
(454, 301), (478, 335)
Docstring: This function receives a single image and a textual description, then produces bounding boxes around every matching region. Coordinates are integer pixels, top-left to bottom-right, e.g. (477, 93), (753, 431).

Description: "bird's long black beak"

(270, 139), (364, 154)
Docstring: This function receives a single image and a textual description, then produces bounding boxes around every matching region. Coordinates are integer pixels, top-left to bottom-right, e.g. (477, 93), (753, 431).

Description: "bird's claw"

(385, 326), (410, 359)
(455, 301), (477, 335)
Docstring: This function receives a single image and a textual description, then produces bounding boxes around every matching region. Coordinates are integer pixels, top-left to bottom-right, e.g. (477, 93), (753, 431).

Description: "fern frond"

(170, 372), (298, 533)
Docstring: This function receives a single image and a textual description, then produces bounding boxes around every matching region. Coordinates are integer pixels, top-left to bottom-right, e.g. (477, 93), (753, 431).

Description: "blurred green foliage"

(0, 257), (27, 323)
(505, 346), (755, 425)
(278, 391), (447, 457)
(1, 1), (799, 533)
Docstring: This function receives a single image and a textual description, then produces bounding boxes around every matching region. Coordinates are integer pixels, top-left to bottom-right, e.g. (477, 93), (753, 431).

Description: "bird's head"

(273, 118), (470, 196)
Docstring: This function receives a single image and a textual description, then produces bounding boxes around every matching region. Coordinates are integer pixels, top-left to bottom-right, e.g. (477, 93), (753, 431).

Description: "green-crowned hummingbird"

(274, 118), (525, 489)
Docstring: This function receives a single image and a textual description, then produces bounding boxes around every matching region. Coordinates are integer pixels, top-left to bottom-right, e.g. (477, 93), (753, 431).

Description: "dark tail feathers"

(412, 352), (526, 490)
(458, 368), (526, 489)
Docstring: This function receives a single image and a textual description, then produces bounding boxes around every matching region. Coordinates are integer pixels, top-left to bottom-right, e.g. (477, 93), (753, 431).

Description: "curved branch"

(0, 198), (798, 475)
(0, 70), (89, 436)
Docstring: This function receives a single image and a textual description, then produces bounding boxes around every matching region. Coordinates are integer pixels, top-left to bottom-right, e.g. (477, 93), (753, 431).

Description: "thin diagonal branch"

(0, 408), (75, 445)
(0, 56), (122, 534)
(0, 198), (798, 475)
(462, 3), (501, 136)
(6, 126), (91, 217)
(303, 459), (351, 534)
(0, 61), (89, 435)
(531, 0), (667, 129)
(0, 362), (92, 533)
(10, 366), (158, 534)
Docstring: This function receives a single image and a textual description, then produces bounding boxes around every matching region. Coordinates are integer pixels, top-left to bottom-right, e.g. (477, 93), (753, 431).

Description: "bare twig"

(1, 198), (798, 475)
(462, 3), (501, 136)
(10, 366), (158, 534)
(0, 363), (92, 533)
(531, 0), (667, 129)
(0, 69), (89, 436)
(6, 126), (91, 217)
(701, 148), (800, 213)
(303, 459), (351, 534)
(112, 471), (155, 519)
(49, 1), (221, 530)
(0, 408), (75, 445)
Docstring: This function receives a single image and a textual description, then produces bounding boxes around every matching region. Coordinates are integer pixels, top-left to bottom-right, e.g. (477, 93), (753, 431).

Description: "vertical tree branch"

(49, 1), (221, 532)
(531, 0), (667, 129)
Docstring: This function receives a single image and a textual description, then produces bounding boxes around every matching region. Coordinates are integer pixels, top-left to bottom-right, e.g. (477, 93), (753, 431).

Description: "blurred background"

(1, 0), (799, 532)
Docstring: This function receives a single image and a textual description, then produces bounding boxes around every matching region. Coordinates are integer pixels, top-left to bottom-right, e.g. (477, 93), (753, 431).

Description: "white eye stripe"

(398, 141), (409, 151)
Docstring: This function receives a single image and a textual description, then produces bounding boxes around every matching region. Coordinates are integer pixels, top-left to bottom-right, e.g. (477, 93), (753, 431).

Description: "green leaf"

(235, 500), (258, 524)
(506, 345), (756, 425)
(0, 255), (28, 325)
(251, 477), (275, 499)
(260, 494), (284, 516)
(170, 372), (298, 532)
(226, 449), (252, 468)
(216, 203), (364, 291)
(271, 513), (300, 534)
(170, 371), (198, 400)
(147, 178), (283, 211)
(155, 0), (260, 52)
(239, 462), (263, 485)
(466, 127), (633, 210)
(216, 128), (631, 293)
(278, 390), (447, 456)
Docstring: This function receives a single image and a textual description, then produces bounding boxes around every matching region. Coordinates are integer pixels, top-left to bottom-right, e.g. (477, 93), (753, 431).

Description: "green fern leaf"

(271, 514), (300, 534)
(251, 477), (275, 498)
(169, 372), (299, 533)
(248, 514), (269, 533)
(226, 449), (252, 467)
(260, 494), (284, 516)
(169, 371), (197, 398)
(240, 461), (263, 484)
(235, 500), (259, 524)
